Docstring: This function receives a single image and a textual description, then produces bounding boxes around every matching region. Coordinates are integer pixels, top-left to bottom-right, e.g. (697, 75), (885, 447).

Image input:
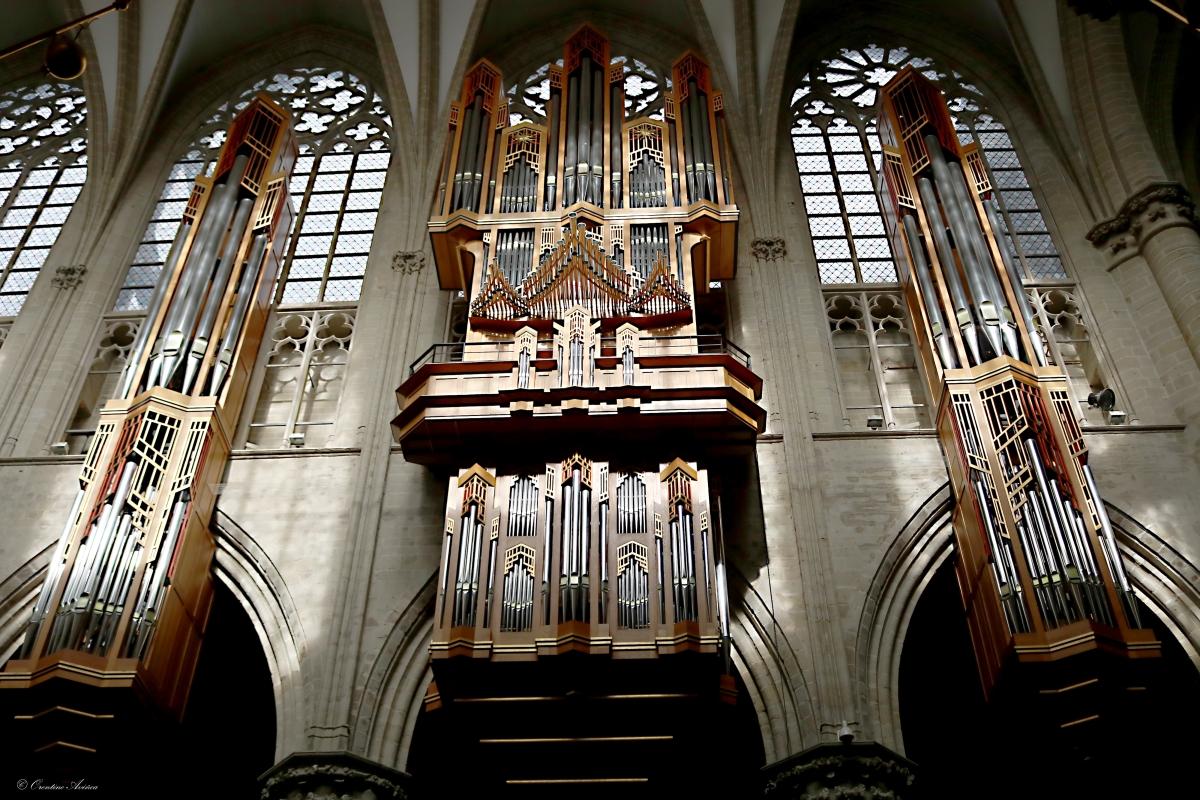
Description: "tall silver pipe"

(212, 233), (268, 393)
(148, 182), (227, 388)
(916, 176), (981, 364)
(948, 164), (1020, 359)
(577, 57), (592, 206)
(182, 196), (254, 394)
(984, 200), (1047, 367)
(564, 74), (579, 206)
(902, 214), (958, 369)
(159, 155), (249, 387)
(590, 66), (604, 205)
(1081, 465), (1134, 594)
(924, 135), (1003, 358)
(119, 221), (190, 398)
(20, 488), (86, 657)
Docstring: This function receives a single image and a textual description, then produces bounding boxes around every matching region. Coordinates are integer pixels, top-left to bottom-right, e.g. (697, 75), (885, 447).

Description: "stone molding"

(751, 237), (787, 261)
(762, 741), (916, 799)
(392, 251), (426, 274)
(1086, 182), (1197, 265)
(260, 751), (411, 799)
(50, 265), (88, 290)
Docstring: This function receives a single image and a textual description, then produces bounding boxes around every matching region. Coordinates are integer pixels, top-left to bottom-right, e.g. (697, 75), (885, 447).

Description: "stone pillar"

(1063, 9), (1200, 375)
(1087, 183), (1200, 373)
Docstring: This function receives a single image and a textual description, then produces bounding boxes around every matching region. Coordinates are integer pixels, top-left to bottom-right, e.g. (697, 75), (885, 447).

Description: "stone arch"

(853, 482), (955, 755)
(211, 510), (310, 761)
(728, 566), (818, 762)
(0, 540), (56, 665)
(1106, 502), (1200, 671)
(854, 482), (1200, 758)
(350, 571), (437, 771)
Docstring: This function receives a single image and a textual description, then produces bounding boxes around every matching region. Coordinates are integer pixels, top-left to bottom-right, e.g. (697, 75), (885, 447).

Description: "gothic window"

(792, 45), (1094, 428)
(507, 55), (671, 126)
(77, 65), (392, 451)
(0, 81), (88, 322)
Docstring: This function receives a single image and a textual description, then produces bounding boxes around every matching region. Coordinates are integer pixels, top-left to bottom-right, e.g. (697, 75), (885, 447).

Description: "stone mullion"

(319, 162), (356, 301)
(275, 167), (318, 303)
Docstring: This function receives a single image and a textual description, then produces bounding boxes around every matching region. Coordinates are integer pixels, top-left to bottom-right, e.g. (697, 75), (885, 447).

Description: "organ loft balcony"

(394, 31), (762, 467)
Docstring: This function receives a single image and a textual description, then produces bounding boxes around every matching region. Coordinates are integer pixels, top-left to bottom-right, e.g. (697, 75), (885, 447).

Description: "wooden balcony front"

(393, 333), (764, 466)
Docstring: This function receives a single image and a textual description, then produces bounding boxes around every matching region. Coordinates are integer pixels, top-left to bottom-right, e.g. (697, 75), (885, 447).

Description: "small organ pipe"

(902, 214), (957, 369)
(916, 176), (981, 364)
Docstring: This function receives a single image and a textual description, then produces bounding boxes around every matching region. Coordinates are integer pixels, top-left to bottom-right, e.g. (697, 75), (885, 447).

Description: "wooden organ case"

(2, 97), (296, 766)
(874, 68), (1161, 755)
(398, 25), (762, 792)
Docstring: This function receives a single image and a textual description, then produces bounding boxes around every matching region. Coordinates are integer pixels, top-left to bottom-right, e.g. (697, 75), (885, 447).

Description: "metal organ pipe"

(590, 66), (604, 205)
(577, 57), (592, 207)
(564, 72), (580, 206)
(984, 200), (1047, 367)
(19, 487), (86, 658)
(611, 80), (622, 207)
(182, 195), (254, 394)
(696, 85), (716, 200)
(544, 87), (560, 210)
(924, 135), (1004, 359)
(145, 183), (225, 388)
(1081, 464), (1141, 626)
(119, 220), (189, 398)
(453, 94), (478, 210)
(901, 213), (958, 369)
(470, 104), (492, 212)
(948, 164), (1020, 360)
(158, 154), (250, 389)
(212, 233), (268, 393)
(915, 176), (981, 365)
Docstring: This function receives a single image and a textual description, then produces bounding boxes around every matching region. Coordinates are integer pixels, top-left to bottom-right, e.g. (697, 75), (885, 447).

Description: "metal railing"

(409, 334), (751, 375)
(409, 340), (519, 374)
(636, 335), (752, 369)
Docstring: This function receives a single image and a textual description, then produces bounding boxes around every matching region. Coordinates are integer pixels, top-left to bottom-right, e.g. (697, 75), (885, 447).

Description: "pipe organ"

(400, 26), (757, 784)
(3, 97), (296, 754)
(873, 69), (1158, 698)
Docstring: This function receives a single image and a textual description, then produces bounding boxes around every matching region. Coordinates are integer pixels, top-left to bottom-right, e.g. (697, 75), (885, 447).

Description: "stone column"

(1063, 9), (1200, 374)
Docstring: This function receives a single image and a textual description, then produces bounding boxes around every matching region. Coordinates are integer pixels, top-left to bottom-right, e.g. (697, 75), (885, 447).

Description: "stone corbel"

(1086, 182), (1197, 269)
(751, 237), (787, 262)
(51, 264), (87, 289)
(260, 751), (411, 799)
(392, 250), (426, 274)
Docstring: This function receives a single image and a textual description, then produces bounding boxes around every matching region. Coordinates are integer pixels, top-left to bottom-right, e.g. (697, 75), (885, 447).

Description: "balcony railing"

(409, 334), (751, 375)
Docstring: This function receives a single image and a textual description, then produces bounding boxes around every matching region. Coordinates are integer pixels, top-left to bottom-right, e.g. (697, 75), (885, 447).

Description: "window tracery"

(0, 80), (88, 319)
(84, 65), (392, 451)
(792, 44), (1105, 428)
(507, 54), (670, 126)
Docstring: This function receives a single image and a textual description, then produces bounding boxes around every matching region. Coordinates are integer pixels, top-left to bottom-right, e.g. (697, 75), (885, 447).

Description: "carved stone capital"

(751, 237), (787, 261)
(1086, 182), (1197, 263)
(392, 251), (426, 274)
(51, 264), (87, 289)
(260, 751), (411, 800)
(762, 741), (916, 799)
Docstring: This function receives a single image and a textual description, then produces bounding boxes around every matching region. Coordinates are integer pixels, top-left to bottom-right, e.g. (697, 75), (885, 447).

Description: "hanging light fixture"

(44, 33), (86, 80)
